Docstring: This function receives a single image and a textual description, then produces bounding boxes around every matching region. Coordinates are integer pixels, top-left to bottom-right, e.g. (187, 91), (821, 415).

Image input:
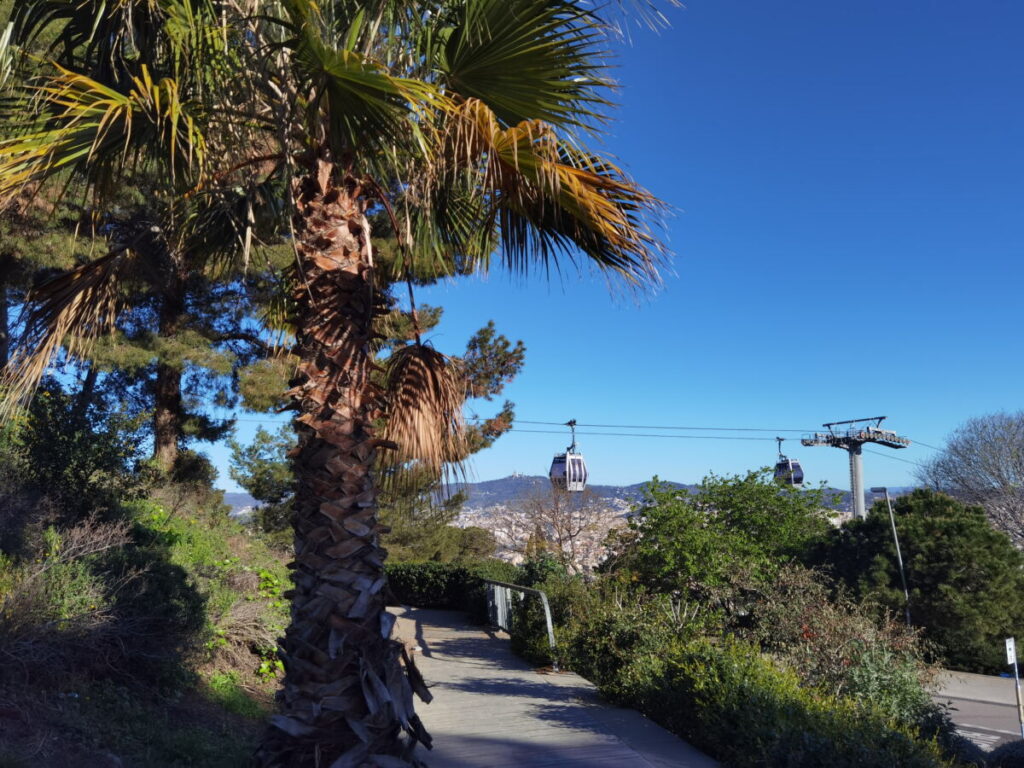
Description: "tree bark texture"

(152, 286), (184, 471)
(255, 159), (431, 768)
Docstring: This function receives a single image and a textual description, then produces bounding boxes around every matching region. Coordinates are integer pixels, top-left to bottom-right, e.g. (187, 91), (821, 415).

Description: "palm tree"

(0, 1), (669, 765)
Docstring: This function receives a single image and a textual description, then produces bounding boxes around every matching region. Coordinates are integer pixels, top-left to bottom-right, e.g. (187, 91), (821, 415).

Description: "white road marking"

(958, 723), (1020, 737)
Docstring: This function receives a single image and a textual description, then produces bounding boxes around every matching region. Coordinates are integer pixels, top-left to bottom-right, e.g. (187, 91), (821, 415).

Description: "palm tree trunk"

(255, 158), (430, 767)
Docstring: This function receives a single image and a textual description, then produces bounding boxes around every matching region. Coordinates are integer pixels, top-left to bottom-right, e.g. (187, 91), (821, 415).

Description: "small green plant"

(256, 648), (284, 681)
(257, 568), (286, 608)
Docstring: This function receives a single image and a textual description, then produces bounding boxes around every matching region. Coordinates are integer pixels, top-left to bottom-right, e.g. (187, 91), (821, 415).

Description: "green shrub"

(494, 569), (959, 767)
(384, 558), (522, 628)
(518, 553), (566, 586)
(386, 561), (467, 607)
(990, 740), (1024, 767)
(0, 516), (191, 686)
(3, 379), (142, 526)
(556, 582), (694, 691)
(820, 488), (1024, 672)
(732, 565), (939, 729)
(640, 640), (947, 768)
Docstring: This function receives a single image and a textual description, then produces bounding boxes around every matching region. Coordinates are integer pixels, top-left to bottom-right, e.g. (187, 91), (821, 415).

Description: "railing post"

(482, 579), (559, 672)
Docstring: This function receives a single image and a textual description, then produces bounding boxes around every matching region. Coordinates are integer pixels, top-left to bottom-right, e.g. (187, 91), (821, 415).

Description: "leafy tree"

(821, 489), (1024, 672)
(0, 2), (669, 764)
(917, 411), (1024, 546)
(0, 377), (143, 543)
(230, 425), (294, 508)
(606, 471), (832, 595)
(229, 424), (295, 536)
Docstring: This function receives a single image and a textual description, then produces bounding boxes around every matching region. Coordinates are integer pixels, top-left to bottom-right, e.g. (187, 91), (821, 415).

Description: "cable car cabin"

(773, 457), (804, 488)
(550, 452), (588, 492)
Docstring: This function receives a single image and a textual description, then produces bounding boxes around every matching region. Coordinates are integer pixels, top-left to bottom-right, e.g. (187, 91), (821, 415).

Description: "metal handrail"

(482, 579), (559, 671)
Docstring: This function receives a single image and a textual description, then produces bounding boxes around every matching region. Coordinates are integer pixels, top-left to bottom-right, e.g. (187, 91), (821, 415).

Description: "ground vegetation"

(0, 379), (290, 767)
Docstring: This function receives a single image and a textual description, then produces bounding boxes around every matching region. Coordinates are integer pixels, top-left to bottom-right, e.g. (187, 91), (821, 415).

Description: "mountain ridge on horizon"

(222, 475), (918, 514)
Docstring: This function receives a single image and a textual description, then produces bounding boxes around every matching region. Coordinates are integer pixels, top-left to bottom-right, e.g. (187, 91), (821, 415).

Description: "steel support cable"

(505, 427), (780, 442)
(466, 416), (942, 452)
(466, 416), (813, 433)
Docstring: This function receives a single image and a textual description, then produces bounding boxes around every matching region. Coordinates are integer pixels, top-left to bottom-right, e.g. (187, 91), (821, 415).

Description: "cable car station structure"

(801, 417), (910, 519)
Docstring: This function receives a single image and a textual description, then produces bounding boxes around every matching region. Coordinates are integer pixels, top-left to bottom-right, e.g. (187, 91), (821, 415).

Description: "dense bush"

(731, 565), (938, 726)
(990, 740), (1024, 767)
(0, 492), (289, 691)
(0, 380), (142, 529)
(604, 472), (831, 596)
(641, 639), (948, 768)
(385, 561), (469, 608)
(493, 566), (962, 767)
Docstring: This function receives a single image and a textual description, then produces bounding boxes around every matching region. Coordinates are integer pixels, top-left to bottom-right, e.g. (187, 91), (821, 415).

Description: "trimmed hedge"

(385, 559), (520, 623)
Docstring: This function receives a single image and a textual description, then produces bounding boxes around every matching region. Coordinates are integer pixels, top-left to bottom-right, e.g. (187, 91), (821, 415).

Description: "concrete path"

(390, 607), (717, 768)
(934, 670), (1024, 751)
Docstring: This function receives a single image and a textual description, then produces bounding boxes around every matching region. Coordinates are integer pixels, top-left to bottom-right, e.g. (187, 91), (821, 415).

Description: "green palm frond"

(13, 0), (173, 81)
(280, 0), (442, 163)
(441, 98), (666, 285)
(0, 23), (16, 92)
(439, 0), (611, 134)
(0, 63), (206, 202)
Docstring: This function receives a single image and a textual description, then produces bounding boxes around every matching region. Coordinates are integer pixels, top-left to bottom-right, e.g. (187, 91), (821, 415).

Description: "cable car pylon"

(549, 419), (588, 492)
(801, 417), (910, 519)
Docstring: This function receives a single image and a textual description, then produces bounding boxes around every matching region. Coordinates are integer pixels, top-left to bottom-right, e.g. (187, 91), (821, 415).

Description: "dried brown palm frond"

(0, 247), (136, 419)
(379, 343), (467, 490)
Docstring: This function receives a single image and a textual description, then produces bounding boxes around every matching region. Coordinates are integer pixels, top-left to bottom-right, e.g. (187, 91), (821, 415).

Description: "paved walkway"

(390, 607), (717, 768)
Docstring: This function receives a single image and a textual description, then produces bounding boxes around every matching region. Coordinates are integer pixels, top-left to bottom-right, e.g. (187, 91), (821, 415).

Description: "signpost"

(1006, 637), (1024, 739)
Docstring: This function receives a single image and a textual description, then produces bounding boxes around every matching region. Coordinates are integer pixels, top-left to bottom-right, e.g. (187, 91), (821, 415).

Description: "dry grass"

(0, 517), (145, 686)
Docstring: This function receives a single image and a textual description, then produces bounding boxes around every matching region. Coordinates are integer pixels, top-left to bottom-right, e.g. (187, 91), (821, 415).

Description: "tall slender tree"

(0, 2), (670, 765)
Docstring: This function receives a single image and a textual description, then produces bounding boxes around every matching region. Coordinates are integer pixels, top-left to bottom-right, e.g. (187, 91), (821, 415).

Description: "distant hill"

(223, 492), (257, 515)
(448, 475), (918, 521)
(446, 474), (696, 511)
(219, 480), (919, 519)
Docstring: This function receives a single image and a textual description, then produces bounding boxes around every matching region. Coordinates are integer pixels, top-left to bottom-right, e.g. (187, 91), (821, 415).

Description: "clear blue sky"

(211, 0), (1024, 494)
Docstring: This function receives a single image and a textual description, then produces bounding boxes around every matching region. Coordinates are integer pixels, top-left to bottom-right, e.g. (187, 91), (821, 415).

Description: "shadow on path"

(389, 606), (718, 768)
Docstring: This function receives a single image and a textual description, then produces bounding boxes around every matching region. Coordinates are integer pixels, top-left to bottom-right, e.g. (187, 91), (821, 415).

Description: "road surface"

(934, 670), (1024, 751)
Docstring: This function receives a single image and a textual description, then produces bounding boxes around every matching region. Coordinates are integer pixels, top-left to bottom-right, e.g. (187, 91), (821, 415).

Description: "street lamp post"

(871, 486), (912, 626)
